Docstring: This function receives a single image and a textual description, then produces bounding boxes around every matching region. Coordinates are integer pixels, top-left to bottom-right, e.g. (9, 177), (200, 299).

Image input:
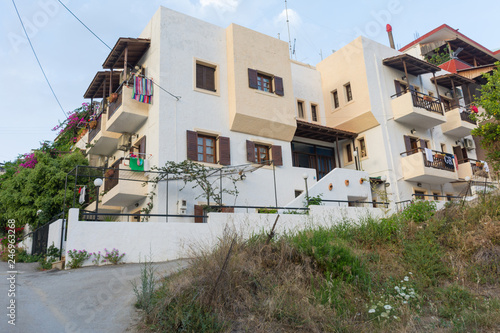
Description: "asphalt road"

(0, 259), (189, 333)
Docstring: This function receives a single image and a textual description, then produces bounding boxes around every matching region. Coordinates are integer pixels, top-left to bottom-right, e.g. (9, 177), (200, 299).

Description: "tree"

(471, 62), (500, 171)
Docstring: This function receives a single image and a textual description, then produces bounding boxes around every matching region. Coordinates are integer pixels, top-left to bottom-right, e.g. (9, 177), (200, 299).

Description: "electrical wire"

(56, 0), (111, 50)
(11, 0), (68, 118)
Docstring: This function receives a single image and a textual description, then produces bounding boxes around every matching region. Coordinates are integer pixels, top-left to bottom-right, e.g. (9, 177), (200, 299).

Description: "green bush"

(401, 200), (436, 223)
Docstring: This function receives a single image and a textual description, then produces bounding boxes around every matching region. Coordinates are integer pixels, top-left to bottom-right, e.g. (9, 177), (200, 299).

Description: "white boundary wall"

(65, 206), (385, 268)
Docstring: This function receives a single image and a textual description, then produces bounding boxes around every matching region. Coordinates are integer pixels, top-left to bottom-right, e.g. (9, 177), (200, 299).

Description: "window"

(297, 101), (305, 119)
(197, 135), (216, 163)
(346, 143), (353, 163)
(186, 131), (231, 165)
(344, 83), (353, 102)
(257, 73), (273, 92)
(332, 90), (340, 109)
(255, 144), (270, 164)
(294, 190), (303, 198)
(433, 192), (440, 201)
(311, 104), (318, 122)
(196, 63), (216, 92)
(246, 140), (283, 166)
(446, 194), (453, 202)
(440, 143), (447, 153)
(248, 69), (284, 96)
(358, 137), (367, 158)
(414, 190), (426, 200)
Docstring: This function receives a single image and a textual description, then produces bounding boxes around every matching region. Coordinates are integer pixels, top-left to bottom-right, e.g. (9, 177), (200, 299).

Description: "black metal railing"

(458, 158), (489, 178)
(108, 91), (123, 119)
(460, 107), (477, 125)
(88, 114), (102, 142)
(391, 89), (443, 115)
(401, 148), (455, 172)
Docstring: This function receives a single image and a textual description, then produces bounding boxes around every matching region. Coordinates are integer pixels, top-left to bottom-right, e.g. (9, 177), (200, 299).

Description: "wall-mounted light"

(417, 182), (422, 187)
(410, 129), (416, 135)
(240, 174), (246, 181)
(402, 75), (407, 81)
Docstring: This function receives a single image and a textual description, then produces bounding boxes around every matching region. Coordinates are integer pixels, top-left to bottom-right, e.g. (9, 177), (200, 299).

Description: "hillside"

(135, 194), (500, 332)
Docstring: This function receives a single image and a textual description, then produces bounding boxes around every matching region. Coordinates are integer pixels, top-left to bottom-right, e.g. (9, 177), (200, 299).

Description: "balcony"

(101, 159), (148, 207)
(441, 105), (477, 138)
(391, 90), (446, 128)
(401, 148), (458, 184)
(87, 113), (121, 156)
(457, 158), (490, 180)
(106, 86), (149, 134)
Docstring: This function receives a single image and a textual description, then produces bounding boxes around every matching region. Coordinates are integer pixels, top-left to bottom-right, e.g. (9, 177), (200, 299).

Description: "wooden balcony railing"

(391, 89), (444, 115)
(401, 148), (455, 172)
(104, 159), (122, 192)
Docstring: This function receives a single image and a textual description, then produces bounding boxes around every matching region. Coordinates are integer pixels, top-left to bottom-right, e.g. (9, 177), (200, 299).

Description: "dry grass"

(137, 193), (500, 332)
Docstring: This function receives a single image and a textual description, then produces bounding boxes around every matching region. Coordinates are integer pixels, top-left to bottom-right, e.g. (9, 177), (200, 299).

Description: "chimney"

(386, 24), (395, 49)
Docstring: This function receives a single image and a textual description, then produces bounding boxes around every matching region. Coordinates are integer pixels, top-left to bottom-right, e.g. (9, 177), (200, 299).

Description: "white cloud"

(274, 8), (302, 29)
(199, 0), (240, 12)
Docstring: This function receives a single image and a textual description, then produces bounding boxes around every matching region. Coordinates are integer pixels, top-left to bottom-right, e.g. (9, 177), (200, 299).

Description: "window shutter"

(248, 69), (258, 89)
(246, 140), (256, 162)
(394, 81), (402, 95)
(206, 66), (215, 92)
(419, 139), (427, 149)
(218, 136), (231, 165)
(139, 136), (146, 157)
(196, 64), (204, 89)
(274, 76), (284, 96)
(187, 130), (198, 161)
(403, 135), (412, 153)
(272, 145), (283, 166)
(194, 205), (204, 223)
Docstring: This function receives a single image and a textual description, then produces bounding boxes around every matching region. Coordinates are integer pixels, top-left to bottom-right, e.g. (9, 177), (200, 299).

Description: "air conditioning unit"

(464, 138), (475, 150)
(177, 200), (187, 215)
(117, 134), (131, 151)
(120, 68), (131, 84)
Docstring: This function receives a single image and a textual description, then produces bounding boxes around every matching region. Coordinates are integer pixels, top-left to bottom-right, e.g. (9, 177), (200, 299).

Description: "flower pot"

(108, 93), (118, 103)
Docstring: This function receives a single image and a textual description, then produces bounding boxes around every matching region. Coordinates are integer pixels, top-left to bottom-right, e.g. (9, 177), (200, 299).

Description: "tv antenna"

(285, 0), (292, 58)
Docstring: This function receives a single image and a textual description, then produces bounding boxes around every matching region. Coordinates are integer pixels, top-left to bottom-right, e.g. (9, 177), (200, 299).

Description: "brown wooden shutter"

(248, 69), (258, 89)
(419, 139), (427, 149)
(272, 145), (283, 166)
(187, 131), (198, 161)
(206, 66), (215, 91)
(394, 81), (402, 95)
(196, 64), (204, 89)
(194, 205), (204, 223)
(138, 136), (146, 157)
(403, 135), (412, 153)
(246, 140), (256, 162)
(221, 207), (235, 213)
(274, 76), (284, 96)
(453, 146), (463, 161)
(461, 147), (468, 160)
(218, 136), (230, 165)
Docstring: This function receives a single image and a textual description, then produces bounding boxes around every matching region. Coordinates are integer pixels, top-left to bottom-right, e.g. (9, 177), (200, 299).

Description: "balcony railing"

(392, 89), (443, 115)
(88, 114), (102, 142)
(401, 148), (455, 172)
(459, 158), (489, 178)
(104, 159), (121, 192)
(108, 90), (123, 119)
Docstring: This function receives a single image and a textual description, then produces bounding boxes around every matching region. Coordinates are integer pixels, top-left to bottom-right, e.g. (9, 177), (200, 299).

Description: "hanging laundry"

(482, 161), (490, 172)
(132, 75), (153, 104)
(79, 186), (86, 204)
(129, 157), (145, 172)
(444, 154), (455, 169)
(144, 158), (150, 172)
(424, 148), (434, 163)
(453, 154), (459, 170)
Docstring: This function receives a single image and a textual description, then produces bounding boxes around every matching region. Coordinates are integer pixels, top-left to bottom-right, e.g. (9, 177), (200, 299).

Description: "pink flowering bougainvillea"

(19, 153), (38, 169)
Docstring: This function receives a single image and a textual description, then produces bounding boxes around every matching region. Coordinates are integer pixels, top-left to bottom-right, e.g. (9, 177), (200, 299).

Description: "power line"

(11, 0), (68, 118)
(56, 0), (112, 50)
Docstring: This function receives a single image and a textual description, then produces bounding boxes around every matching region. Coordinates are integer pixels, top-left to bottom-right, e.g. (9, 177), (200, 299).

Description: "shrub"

(67, 249), (91, 269)
(103, 248), (125, 264)
(401, 200), (436, 223)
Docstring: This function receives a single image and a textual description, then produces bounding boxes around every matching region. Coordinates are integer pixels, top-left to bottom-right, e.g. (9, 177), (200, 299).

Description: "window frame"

(357, 136), (368, 159)
(257, 73), (273, 93)
(297, 100), (305, 119)
(193, 58), (219, 96)
(332, 90), (340, 109)
(197, 134), (217, 164)
(254, 144), (271, 164)
(344, 142), (353, 164)
(344, 83), (353, 102)
(414, 189), (427, 200)
(311, 103), (318, 122)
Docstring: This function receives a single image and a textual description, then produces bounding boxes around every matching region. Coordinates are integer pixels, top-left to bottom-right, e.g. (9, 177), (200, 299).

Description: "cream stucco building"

(75, 7), (492, 219)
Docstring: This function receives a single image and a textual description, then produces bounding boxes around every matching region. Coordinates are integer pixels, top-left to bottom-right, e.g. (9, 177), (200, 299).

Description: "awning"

(383, 54), (441, 75)
(102, 38), (151, 69)
(430, 73), (475, 89)
(83, 71), (122, 99)
(295, 120), (356, 142)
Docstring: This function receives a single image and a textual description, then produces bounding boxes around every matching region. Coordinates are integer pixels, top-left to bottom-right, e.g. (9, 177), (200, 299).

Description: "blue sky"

(1, 0), (498, 163)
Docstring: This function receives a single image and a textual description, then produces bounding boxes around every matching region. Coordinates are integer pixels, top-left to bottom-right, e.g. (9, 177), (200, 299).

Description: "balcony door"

(291, 142), (335, 180)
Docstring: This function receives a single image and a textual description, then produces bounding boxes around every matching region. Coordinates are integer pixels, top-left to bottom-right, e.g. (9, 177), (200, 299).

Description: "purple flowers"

(19, 153), (37, 169)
